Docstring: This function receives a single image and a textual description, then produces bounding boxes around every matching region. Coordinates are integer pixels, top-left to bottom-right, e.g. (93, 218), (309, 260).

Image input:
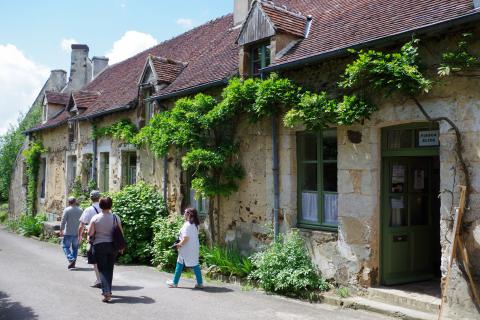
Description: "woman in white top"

(167, 208), (203, 288)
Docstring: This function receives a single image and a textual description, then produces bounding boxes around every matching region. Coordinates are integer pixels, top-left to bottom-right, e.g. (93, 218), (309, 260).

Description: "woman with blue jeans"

(167, 208), (203, 289)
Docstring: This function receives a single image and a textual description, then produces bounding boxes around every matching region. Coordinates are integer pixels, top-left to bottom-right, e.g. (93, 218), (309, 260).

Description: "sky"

(0, 0), (232, 135)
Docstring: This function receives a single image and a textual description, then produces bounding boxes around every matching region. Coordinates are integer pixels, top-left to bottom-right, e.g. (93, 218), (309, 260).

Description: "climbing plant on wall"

(92, 119), (138, 144)
(22, 140), (45, 216)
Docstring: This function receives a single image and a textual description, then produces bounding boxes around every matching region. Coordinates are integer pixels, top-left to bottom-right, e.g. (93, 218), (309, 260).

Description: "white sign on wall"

(418, 130), (439, 147)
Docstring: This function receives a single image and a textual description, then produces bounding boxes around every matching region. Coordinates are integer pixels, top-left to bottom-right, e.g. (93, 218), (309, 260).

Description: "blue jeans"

(173, 262), (203, 286)
(62, 235), (79, 262)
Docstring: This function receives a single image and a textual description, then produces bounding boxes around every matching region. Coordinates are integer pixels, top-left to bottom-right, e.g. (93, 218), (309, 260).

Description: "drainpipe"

(163, 156), (168, 201)
(261, 71), (280, 241)
(92, 135), (98, 187)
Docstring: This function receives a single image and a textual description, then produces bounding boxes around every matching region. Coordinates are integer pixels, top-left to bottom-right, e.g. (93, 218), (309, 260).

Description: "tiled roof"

(149, 56), (187, 84)
(72, 91), (100, 109)
(260, 1), (307, 38)
(268, 0), (478, 67)
(44, 91), (70, 106)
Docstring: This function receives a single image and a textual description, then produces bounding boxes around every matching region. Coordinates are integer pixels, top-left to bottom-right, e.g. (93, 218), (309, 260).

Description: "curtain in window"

(301, 192), (318, 222)
(323, 193), (338, 225)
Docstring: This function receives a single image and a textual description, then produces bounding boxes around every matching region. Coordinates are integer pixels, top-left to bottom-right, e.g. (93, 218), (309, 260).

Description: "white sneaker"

(195, 284), (204, 289)
(166, 280), (177, 288)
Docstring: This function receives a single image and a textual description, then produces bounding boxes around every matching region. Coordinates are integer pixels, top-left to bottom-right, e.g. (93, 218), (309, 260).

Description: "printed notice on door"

(418, 130), (439, 147)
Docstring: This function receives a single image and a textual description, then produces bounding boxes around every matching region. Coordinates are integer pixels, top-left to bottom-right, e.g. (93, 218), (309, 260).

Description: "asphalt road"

(0, 227), (392, 320)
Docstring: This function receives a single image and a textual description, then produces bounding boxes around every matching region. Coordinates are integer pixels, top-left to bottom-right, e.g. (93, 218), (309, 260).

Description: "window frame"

(185, 173), (209, 216)
(296, 129), (338, 232)
(144, 89), (154, 123)
(249, 41), (271, 77)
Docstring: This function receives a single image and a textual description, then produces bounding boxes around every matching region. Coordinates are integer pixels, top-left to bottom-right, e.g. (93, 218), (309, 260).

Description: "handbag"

(112, 214), (126, 252)
(86, 240), (96, 264)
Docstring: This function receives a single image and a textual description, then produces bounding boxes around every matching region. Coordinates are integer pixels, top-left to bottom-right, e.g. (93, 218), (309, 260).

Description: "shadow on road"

(110, 295), (155, 304)
(0, 291), (38, 320)
(69, 267), (92, 272)
(112, 285), (144, 291)
(175, 286), (234, 293)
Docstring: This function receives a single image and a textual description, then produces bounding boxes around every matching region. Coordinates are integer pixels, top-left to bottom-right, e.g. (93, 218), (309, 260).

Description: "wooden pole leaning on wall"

(438, 186), (480, 319)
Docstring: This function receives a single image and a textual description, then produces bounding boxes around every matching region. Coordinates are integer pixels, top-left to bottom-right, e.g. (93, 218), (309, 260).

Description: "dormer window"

(144, 89), (154, 122)
(250, 41), (271, 76)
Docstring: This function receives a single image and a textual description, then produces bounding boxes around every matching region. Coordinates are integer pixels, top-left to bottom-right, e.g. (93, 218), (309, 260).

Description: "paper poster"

(414, 170), (425, 190)
(392, 165), (405, 178)
(391, 197), (404, 209)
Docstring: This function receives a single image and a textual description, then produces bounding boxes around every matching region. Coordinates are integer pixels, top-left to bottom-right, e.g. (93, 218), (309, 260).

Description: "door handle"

(393, 235), (408, 242)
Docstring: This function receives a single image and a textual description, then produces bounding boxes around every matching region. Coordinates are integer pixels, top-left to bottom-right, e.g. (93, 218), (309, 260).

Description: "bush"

(5, 219), (20, 232)
(111, 182), (167, 264)
(0, 211), (7, 224)
(201, 245), (253, 278)
(249, 230), (329, 297)
(18, 213), (46, 237)
(150, 214), (184, 271)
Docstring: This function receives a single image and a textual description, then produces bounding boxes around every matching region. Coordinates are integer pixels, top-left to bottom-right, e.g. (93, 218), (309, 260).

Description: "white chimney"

(92, 56), (109, 78)
(234, 0), (253, 26)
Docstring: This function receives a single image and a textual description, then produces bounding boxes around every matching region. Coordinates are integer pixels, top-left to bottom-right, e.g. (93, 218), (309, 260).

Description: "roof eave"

(263, 11), (480, 73)
(147, 78), (231, 102)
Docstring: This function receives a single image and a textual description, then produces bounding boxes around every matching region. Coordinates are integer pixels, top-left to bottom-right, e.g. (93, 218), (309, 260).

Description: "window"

(68, 122), (77, 144)
(185, 173), (209, 216)
(99, 152), (109, 192)
(250, 41), (271, 76)
(66, 155), (77, 193)
(144, 90), (154, 123)
(39, 158), (47, 199)
(297, 129), (338, 230)
(122, 152), (137, 186)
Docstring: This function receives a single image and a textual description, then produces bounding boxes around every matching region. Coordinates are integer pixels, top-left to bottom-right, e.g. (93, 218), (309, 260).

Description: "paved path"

(0, 227), (392, 320)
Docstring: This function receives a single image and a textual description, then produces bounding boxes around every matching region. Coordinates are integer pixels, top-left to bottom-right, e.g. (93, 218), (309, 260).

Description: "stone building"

(13, 0), (480, 318)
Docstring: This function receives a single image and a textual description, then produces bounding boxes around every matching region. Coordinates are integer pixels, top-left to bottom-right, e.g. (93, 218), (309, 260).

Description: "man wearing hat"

(78, 190), (102, 287)
(60, 197), (83, 269)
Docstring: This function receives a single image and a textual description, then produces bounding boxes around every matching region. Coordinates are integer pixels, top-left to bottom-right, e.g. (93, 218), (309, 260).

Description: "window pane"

(303, 134), (317, 161)
(390, 196), (407, 227)
(323, 163), (337, 192)
(201, 197), (209, 214)
(264, 44), (271, 67)
(387, 130), (412, 149)
(302, 163), (317, 191)
(323, 130), (337, 160)
(410, 195), (429, 225)
(301, 192), (318, 222)
(324, 193), (338, 225)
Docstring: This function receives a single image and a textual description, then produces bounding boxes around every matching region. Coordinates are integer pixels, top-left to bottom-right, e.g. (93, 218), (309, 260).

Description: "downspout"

(163, 156), (168, 201)
(92, 123), (98, 187)
(261, 71), (280, 241)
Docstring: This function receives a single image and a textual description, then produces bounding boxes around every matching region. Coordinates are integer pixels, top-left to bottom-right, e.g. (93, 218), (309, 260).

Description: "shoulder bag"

(112, 214), (126, 252)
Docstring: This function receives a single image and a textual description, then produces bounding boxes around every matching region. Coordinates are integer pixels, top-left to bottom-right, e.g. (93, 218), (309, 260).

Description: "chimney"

(234, 0), (253, 26)
(67, 44), (92, 92)
(45, 69), (67, 92)
(92, 56), (109, 78)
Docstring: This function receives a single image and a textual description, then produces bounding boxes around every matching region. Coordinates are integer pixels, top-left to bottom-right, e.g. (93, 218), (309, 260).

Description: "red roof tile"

(45, 91), (70, 106)
(269, 0), (477, 67)
(72, 91), (100, 109)
(149, 56), (187, 84)
(260, 1), (307, 38)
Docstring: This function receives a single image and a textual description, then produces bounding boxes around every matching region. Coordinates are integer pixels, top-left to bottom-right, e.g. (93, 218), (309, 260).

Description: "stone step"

(367, 286), (441, 314)
(344, 296), (438, 320)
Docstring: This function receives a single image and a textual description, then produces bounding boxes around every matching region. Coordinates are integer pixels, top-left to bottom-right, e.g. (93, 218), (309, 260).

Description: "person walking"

(78, 190), (101, 287)
(167, 208), (203, 289)
(60, 197), (83, 269)
(88, 197), (123, 302)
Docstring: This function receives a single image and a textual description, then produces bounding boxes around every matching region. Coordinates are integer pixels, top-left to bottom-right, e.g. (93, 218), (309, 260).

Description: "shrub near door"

(111, 183), (167, 264)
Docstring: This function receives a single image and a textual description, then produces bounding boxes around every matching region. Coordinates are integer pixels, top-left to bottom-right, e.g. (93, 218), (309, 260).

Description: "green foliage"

(93, 119), (138, 144)
(201, 245), (253, 278)
(0, 105), (41, 201)
(438, 33), (480, 76)
(5, 219), (20, 232)
(339, 39), (432, 96)
(0, 212), (7, 224)
(22, 140), (46, 215)
(111, 182), (167, 264)
(69, 177), (97, 209)
(18, 213), (46, 237)
(150, 214), (185, 271)
(249, 230), (329, 297)
(337, 286), (349, 298)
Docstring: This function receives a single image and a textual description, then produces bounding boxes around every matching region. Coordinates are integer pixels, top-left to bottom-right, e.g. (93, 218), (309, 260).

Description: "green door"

(381, 156), (440, 285)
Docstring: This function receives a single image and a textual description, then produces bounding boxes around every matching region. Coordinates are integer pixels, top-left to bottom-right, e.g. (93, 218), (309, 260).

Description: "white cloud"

(0, 44), (49, 135)
(176, 18), (194, 30)
(106, 31), (158, 64)
(60, 38), (78, 52)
